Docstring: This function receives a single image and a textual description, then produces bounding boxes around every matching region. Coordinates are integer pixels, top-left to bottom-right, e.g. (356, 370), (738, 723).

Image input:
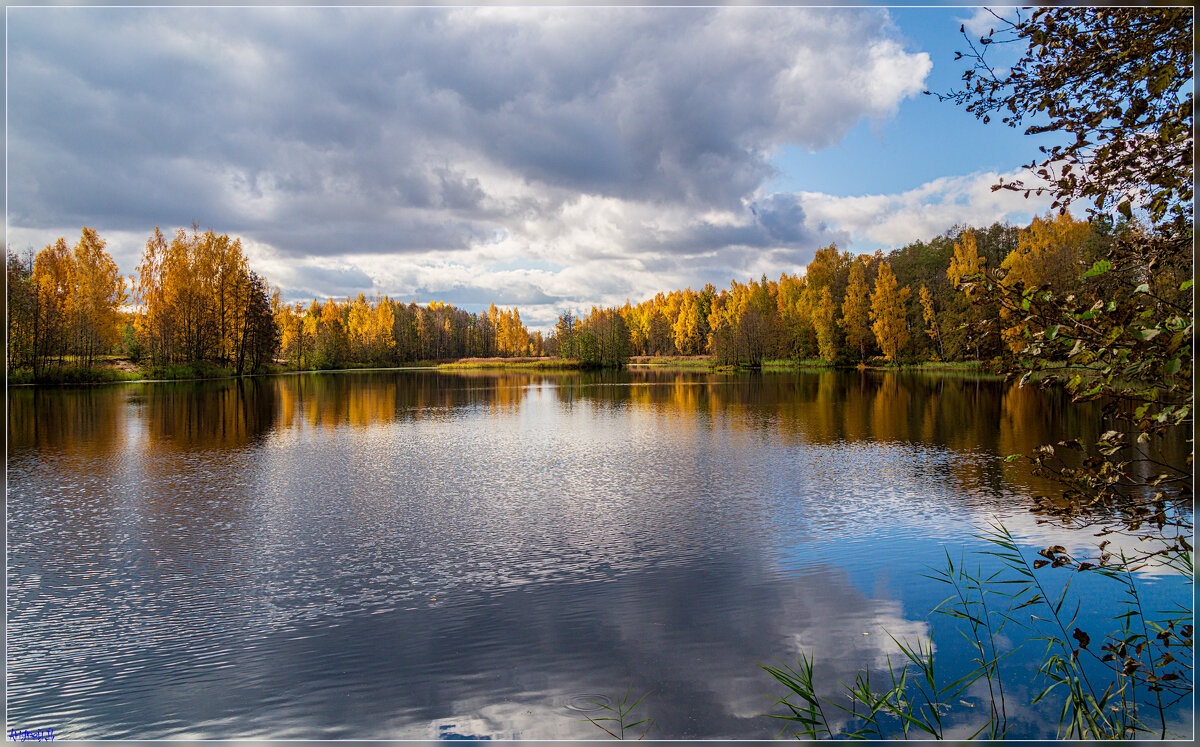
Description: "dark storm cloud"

(7, 6), (930, 298)
(752, 192), (822, 243)
(645, 193), (843, 258)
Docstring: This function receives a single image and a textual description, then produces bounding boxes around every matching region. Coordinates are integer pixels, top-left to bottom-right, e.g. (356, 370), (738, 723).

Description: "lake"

(6, 368), (1192, 739)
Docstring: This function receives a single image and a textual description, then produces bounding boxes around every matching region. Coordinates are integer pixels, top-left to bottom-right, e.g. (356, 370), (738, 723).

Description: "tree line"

(6, 225), (544, 376)
(554, 210), (1145, 368)
(5, 209), (1177, 377)
(274, 298), (543, 370)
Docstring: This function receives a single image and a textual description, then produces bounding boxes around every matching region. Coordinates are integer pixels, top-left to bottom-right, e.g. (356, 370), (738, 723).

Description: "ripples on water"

(6, 370), (1192, 738)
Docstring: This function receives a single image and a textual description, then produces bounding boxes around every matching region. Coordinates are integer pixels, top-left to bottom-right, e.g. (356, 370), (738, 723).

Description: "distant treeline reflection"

(10, 370), (1189, 525)
(12, 369), (1163, 457)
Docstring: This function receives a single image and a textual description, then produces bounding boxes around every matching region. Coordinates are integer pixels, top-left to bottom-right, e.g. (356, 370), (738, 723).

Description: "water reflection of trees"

(9, 370), (1129, 468)
(552, 369), (1119, 499)
(7, 386), (127, 454)
(274, 370), (547, 430)
(549, 369), (1108, 452)
(261, 370), (1126, 494)
(140, 378), (280, 450)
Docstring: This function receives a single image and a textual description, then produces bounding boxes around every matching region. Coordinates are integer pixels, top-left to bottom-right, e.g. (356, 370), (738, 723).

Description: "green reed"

(582, 688), (656, 740)
(762, 522), (1193, 740)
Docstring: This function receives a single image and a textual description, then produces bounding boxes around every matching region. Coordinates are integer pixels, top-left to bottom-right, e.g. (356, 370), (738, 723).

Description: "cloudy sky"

(6, 4), (1054, 328)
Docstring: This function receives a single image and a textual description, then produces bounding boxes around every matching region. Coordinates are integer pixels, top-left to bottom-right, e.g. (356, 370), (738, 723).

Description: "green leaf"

(1082, 260), (1111, 278)
(1135, 283), (1150, 294)
(1181, 279), (1194, 292)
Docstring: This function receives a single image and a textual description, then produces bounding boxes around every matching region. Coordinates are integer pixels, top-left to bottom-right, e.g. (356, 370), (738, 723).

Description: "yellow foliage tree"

(672, 290), (703, 355)
(840, 258), (874, 362)
(32, 238), (75, 371)
(135, 228), (170, 363)
(811, 287), (839, 363)
(347, 294), (373, 361)
(315, 298), (348, 367)
(276, 301), (305, 368)
(947, 229), (984, 289)
(946, 229), (990, 360)
(998, 212), (1091, 352)
(870, 263), (911, 364)
(369, 296), (397, 362)
(70, 227), (127, 367)
(919, 284), (944, 359)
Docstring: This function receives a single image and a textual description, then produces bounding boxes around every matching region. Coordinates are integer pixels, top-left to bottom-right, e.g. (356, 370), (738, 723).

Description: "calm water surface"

(6, 369), (1192, 738)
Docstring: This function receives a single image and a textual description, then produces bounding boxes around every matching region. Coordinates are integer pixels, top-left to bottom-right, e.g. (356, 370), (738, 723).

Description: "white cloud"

(959, 7), (1003, 38)
(794, 168), (1054, 249)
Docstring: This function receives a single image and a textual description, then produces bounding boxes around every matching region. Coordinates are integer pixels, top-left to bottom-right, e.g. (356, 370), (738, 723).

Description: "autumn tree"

(774, 273), (814, 360)
(939, 7), (1192, 235)
(314, 299), (349, 368)
(132, 226), (276, 371)
(707, 285), (742, 366)
(997, 212), (1092, 352)
(32, 238), (76, 372)
(672, 290), (705, 355)
(918, 285), (944, 359)
(67, 228), (126, 367)
(945, 229), (989, 360)
(869, 263), (911, 364)
(840, 258), (874, 363)
(276, 301), (307, 369)
(947, 228), (983, 291)
(803, 244), (852, 363)
(810, 287), (839, 363)
(369, 296), (397, 363)
(135, 228), (171, 363)
(554, 311), (578, 360)
(582, 307), (632, 367)
(4, 229), (129, 376)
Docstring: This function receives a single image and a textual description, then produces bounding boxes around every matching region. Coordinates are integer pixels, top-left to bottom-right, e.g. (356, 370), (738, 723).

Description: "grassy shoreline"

(6, 356), (571, 386)
(8, 355), (1001, 386)
(434, 357), (584, 371)
(633, 357), (999, 374)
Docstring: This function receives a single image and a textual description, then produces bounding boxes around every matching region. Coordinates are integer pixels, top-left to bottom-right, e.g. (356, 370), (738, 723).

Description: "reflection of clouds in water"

(788, 599), (932, 673)
(969, 511), (1187, 578)
(410, 588), (936, 739)
(422, 703), (554, 740)
(77, 551), (937, 738)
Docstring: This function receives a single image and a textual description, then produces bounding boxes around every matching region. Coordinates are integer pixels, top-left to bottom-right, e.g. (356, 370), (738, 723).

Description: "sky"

(6, 4), (1058, 329)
